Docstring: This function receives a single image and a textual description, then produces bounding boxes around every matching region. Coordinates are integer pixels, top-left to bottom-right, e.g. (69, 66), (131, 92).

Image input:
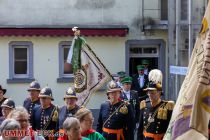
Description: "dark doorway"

(129, 57), (158, 76)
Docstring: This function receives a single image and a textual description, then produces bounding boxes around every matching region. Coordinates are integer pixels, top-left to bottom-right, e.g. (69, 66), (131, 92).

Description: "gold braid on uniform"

(140, 100), (146, 110)
(165, 101), (175, 110)
(119, 100), (129, 114)
(157, 101), (174, 120)
(52, 106), (59, 122)
(157, 107), (164, 119)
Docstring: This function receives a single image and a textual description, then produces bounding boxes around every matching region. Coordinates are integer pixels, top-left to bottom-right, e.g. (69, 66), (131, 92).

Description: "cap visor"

(63, 96), (78, 100)
(107, 88), (122, 93)
(39, 95), (54, 101)
(1, 105), (13, 109)
(27, 88), (41, 91)
(143, 88), (157, 91)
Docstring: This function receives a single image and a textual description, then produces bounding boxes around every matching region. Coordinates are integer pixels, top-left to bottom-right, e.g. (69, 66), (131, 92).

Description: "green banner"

(71, 37), (85, 73)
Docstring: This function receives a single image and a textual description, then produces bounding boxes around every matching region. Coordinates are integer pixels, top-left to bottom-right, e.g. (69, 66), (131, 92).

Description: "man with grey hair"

(0, 119), (20, 140)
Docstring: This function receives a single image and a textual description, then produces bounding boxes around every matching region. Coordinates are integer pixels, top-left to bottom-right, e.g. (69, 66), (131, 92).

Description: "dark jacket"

(32, 104), (58, 140)
(120, 90), (140, 123)
(58, 105), (80, 129)
(131, 74), (149, 101)
(23, 98), (40, 124)
(97, 100), (135, 140)
(138, 100), (173, 140)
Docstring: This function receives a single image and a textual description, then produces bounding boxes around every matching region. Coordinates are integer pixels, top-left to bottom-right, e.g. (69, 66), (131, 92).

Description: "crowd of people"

(0, 59), (176, 140)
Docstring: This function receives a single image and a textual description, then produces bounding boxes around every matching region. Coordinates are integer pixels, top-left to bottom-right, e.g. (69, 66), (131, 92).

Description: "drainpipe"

(142, 0), (144, 31)
(175, 0), (180, 98)
(188, 0), (192, 61)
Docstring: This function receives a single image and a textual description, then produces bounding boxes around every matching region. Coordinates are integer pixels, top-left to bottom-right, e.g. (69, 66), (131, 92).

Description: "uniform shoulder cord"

(43, 106), (56, 130)
(143, 102), (166, 132)
(103, 102), (124, 128)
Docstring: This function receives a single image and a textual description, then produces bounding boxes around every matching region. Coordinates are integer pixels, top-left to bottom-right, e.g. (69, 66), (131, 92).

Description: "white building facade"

(0, 0), (175, 107)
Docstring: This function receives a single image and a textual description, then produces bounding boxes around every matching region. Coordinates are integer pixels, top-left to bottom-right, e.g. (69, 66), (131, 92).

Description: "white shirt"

(144, 69), (148, 75)
(123, 89), (130, 101)
(139, 75), (144, 88)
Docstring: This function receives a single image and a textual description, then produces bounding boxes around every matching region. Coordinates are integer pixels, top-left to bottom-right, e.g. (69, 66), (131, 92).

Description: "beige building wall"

(0, 36), (126, 108)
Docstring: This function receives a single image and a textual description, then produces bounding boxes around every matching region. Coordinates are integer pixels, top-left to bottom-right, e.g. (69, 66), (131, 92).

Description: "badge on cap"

(41, 88), (47, 94)
(67, 88), (74, 95)
(4, 99), (9, 104)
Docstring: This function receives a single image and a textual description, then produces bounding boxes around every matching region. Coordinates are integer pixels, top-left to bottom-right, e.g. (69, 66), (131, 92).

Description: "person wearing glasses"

(32, 86), (59, 140)
(75, 107), (105, 140)
(8, 106), (45, 140)
(0, 99), (15, 125)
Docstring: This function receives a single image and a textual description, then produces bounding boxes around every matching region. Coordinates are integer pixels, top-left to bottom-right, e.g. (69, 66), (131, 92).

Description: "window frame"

(7, 41), (34, 83)
(57, 41), (74, 83)
(160, 0), (168, 21)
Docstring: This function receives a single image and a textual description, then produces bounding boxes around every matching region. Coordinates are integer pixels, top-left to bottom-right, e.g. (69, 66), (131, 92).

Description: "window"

(161, 0), (168, 20)
(14, 48), (28, 75)
(7, 41), (34, 83)
(130, 45), (159, 57)
(181, 0), (188, 20)
(57, 41), (74, 83)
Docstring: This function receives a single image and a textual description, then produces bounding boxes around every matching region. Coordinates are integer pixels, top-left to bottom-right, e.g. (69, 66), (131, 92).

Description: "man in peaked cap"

(23, 81), (41, 124)
(141, 59), (150, 76)
(58, 87), (80, 129)
(137, 69), (174, 140)
(120, 76), (140, 128)
(32, 86), (58, 140)
(0, 85), (7, 117)
(116, 71), (126, 88)
(0, 99), (15, 125)
(97, 80), (135, 140)
(132, 65), (149, 101)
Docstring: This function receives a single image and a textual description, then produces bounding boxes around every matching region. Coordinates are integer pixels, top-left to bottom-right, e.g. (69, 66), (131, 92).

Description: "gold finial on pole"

(72, 26), (80, 36)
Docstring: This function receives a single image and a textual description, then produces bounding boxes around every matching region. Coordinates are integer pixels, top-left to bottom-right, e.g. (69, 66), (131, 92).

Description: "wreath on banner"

(74, 67), (87, 93)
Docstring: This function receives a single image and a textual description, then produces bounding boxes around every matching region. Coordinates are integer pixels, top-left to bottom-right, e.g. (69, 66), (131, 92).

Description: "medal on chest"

(44, 116), (49, 125)
(147, 113), (154, 123)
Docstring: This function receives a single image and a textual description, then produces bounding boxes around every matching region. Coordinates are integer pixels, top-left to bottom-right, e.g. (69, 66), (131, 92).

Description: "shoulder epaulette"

(140, 100), (146, 109)
(165, 100), (175, 110)
(52, 106), (59, 122)
(119, 104), (128, 114)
